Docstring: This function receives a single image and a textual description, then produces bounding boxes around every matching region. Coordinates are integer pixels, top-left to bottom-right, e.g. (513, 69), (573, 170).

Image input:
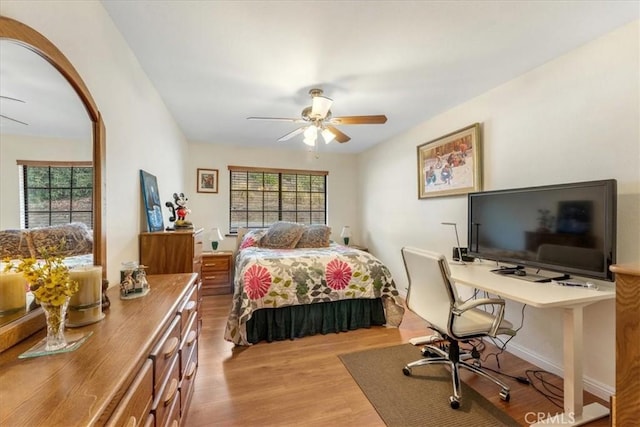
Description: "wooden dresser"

(139, 228), (204, 277)
(0, 273), (199, 426)
(610, 264), (640, 427)
(201, 251), (233, 295)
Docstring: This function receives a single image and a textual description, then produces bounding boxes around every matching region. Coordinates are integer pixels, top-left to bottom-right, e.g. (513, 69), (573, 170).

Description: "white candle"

(0, 272), (27, 314)
(68, 266), (103, 326)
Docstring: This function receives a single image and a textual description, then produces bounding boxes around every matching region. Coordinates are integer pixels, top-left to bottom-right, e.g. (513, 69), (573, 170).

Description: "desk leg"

(532, 306), (609, 426)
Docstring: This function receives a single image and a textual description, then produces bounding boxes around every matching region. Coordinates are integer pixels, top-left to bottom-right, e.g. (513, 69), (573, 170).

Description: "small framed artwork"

(140, 170), (165, 232)
(197, 168), (218, 193)
(417, 123), (482, 199)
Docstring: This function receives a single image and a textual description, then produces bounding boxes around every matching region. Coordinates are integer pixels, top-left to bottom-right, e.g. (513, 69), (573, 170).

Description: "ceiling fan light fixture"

(303, 125), (317, 139)
(311, 95), (333, 118)
(321, 128), (335, 144)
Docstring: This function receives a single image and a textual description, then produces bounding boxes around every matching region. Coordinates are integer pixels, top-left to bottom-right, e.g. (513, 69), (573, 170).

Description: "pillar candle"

(67, 266), (103, 327)
(0, 272), (27, 314)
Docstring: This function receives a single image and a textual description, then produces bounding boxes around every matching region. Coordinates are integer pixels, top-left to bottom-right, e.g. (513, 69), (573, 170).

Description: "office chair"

(400, 246), (515, 409)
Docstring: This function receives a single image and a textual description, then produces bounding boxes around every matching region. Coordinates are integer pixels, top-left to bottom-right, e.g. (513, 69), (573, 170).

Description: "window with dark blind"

(19, 161), (93, 228)
(229, 166), (328, 233)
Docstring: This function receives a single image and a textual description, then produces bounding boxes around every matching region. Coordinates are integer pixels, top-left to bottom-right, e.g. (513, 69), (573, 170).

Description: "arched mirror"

(0, 16), (105, 351)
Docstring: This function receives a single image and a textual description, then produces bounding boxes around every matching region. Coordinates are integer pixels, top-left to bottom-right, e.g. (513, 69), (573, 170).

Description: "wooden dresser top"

(0, 273), (197, 426)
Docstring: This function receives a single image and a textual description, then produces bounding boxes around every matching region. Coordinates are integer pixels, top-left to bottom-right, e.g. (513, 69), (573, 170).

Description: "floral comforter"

(224, 244), (405, 345)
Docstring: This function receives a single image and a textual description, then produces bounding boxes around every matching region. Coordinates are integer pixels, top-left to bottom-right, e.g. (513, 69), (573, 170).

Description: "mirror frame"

(0, 16), (106, 352)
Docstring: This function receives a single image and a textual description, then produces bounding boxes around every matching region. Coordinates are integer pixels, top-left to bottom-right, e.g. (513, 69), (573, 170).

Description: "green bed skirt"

(246, 298), (387, 344)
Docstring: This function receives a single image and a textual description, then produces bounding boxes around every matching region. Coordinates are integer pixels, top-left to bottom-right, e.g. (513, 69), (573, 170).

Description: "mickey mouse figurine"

(165, 192), (194, 230)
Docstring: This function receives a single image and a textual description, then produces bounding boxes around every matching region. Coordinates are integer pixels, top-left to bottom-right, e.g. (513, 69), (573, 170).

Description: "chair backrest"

(401, 246), (460, 334)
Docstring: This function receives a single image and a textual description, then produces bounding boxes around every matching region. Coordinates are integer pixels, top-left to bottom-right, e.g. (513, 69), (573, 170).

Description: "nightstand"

(201, 251), (233, 295)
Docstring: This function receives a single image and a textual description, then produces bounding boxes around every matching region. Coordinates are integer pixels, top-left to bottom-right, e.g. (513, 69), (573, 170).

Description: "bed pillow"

(259, 221), (305, 249)
(0, 229), (33, 259)
(29, 222), (93, 258)
(239, 229), (266, 250)
(295, 225), (332, 248)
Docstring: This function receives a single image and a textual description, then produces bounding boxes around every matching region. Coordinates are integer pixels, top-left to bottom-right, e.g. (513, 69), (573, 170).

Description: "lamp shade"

(211, 227), (224, 241)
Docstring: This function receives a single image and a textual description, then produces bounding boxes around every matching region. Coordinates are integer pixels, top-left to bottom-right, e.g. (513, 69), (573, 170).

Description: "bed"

(224, 224), (405, 345)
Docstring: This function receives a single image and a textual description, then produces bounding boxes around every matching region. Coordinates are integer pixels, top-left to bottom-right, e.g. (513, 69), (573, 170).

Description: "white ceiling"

(3, 1), (638, 153)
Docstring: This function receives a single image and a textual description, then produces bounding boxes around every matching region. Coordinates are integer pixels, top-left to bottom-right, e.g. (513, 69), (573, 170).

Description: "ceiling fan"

(0, 95), (28, 126)
(247, 88), (387, 145)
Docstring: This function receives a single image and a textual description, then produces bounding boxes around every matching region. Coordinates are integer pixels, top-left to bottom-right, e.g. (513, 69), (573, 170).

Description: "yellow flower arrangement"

(2, 244), (78, 306)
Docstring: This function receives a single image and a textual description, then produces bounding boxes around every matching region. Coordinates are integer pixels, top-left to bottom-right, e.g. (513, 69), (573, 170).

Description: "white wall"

(0, 1), (189, 282)
(185, 143), (359, 251)
(0, 134), (91, 230)
(358, 20), (640, 398)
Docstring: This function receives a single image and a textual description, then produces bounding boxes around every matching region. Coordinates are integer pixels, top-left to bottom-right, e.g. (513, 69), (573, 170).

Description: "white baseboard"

(507, 342), (614, 401)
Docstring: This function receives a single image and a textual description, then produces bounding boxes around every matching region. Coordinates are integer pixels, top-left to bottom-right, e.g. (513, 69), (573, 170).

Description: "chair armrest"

(452, 297), (506, 337)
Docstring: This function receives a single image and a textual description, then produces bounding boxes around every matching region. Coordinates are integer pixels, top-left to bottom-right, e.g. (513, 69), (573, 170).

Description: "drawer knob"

(186, 330), (197, 346)
(184, 300), (196, 314)
(164, 378), (178, 407)
(163, 337), (179, 359)
(185, 360), (197, 380)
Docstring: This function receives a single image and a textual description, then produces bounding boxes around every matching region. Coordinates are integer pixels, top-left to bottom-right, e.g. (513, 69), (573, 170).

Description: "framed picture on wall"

(140, 170), (165, 232)
(197, 168), (218, 193)
(417, 123), (482, 199)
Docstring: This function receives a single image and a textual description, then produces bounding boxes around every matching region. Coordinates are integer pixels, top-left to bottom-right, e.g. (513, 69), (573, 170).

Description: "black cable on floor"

(525, 369), (564, 409)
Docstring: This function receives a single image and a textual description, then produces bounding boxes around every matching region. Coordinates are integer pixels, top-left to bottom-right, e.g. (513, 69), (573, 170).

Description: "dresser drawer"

(149, 316), (181, 394)
(151, 355), (180, 426)
(178, 284), (198, 336)
(202, 255), (229, 272)
(162, 386), (181, 427)
(179, 313), (198, 378)
(106, 360), (153, 427)
(180, 352), (198, 420)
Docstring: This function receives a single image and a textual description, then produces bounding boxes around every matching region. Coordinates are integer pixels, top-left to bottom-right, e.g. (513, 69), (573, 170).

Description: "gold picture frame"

(197, 168), (218, 193)
(417, 123), (482, 199)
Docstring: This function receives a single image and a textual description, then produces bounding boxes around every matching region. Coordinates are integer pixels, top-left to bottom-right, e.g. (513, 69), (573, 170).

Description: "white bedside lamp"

(340, 226), (351, 245)
(210, 227), (224, 251)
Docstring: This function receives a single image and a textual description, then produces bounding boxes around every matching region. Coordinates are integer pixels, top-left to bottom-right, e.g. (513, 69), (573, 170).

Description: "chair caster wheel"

(421, 349), (438, 357)
(449, 396), (460, 409)
(499, 389), (510, 402)
(402, 367), (412, 376)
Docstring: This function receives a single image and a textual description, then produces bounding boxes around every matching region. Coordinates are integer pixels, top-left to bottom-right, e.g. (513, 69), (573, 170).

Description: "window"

(229, 166), (328, 233)
(19, 161), (93, 228)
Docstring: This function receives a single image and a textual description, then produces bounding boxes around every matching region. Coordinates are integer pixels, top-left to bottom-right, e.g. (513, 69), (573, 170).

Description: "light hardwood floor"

(185, 294), (609, 426)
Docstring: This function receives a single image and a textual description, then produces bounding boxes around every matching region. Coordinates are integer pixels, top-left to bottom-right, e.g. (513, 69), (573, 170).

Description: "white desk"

(448, 261), (615, 426)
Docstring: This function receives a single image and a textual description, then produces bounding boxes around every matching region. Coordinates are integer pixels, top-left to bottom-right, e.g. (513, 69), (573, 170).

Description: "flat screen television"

(467, 179), (617, 281)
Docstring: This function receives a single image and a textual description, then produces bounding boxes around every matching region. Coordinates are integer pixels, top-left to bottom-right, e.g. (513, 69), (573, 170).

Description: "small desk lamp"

(340, 226), (351, 245)
(210, 227), (224, 251)
(442, 222), (465, 264)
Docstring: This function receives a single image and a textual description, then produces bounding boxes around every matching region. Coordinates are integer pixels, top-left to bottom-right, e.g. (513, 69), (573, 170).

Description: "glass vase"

(41, 298), (70, 352)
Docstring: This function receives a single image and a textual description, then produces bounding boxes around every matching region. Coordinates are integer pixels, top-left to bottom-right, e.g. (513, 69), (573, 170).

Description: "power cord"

(479, 364), (531, 385)
(481, 303), (527, 367)
(525, 369), (564, 409)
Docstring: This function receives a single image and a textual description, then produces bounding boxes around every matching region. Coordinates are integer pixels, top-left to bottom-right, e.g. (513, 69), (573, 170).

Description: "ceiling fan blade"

(0, 114), (28, 126)
(277, 126), (306, 142)
(326, 125), (350, 143)
(247, 116), (303, 123)
(311, 96), (333, 118)
(330, 115), (387, 125)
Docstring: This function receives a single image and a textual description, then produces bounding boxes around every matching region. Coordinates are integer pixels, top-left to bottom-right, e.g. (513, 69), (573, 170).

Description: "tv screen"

(468, 179), (617, 281)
